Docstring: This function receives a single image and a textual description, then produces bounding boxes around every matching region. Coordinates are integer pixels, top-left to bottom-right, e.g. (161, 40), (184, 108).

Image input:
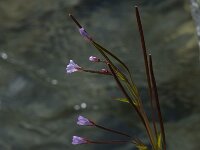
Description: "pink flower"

(77, 115), (94, 126)
(66, 60), (81, 74)
(72, 136), (88, 145)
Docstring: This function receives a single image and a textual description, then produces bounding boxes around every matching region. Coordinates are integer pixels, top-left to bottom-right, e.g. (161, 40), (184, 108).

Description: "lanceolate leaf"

(114, 98), (129, 103)
(116, 71), (125, 81)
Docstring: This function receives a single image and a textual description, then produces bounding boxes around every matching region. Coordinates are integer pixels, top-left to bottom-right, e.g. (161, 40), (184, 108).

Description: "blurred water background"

(0, 0), (200, 150)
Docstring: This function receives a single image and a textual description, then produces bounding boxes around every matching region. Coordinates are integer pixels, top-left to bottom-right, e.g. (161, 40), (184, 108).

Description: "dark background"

(0, 0), (200, 149)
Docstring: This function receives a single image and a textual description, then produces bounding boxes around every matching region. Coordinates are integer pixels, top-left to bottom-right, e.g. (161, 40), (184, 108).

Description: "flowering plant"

(67, 6), (166, 150)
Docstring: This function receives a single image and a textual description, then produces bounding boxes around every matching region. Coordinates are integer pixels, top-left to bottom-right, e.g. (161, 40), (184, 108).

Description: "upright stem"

(135, 6), (158, 142)
(69, 14), (82, 28)
(149, 54), (166, 150)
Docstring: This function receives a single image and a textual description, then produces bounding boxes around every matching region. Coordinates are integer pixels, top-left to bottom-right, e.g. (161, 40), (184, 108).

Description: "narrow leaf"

(157, 132), (162, 149)
(116, 71), (125, 81)
(115, 98), (129, 103)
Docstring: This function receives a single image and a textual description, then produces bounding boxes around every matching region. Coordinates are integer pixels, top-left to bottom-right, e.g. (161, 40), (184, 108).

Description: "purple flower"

(72, 136), (88, 145)
(77, 115), (94, 126)
(66, 60), (81, 74)
(79, 27), (92, 41)
(89, 56), (100, 62)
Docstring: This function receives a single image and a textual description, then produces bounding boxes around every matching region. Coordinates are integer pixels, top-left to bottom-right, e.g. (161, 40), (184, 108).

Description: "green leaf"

(116, 71), (125, 81)
(157, 132), (162, 149)
(136, 145), (148, 150)
(115, 98), (129, 103)
(114, 98), (139, 107)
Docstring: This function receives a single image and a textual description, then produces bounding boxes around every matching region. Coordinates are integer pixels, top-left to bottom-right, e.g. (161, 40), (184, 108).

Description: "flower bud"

(66, 60), (81, 74)
(79, 27), (92, 41)
(77, 115), (94, 126)
(72, 136), (88, 145)
(89, 56), (100, 62)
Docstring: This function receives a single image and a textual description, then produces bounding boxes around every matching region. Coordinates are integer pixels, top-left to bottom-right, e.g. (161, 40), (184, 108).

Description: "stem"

(89, 140), (130, 144)
(135, 6), (158, 147)
(69, 14), (82, 28)
(149, 54), (166, 150)
(90, 124), (145, 146)
(95, 124), (131, 138)
(82, 69), (112, 75)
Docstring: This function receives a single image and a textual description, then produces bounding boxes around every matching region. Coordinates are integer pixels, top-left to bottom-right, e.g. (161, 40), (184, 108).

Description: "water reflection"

(51, 79), (58, 85)
(73, 102), (87, 111)
(74, 105), (80, 111)
(80, 102), (87, 109)
(0, 52), (8, 60)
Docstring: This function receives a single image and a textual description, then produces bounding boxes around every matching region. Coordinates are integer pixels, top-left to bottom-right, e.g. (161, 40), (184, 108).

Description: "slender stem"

(92, 124), (145, 146)
(95, 124), (131, 138)
(149, 54), (166, 150)
(135, 6), (158, 144)
(138, 104), (156, 150)
(89, 140), (130, 144)
(82, 69), (112, 75)
(69, 14), (82, 28)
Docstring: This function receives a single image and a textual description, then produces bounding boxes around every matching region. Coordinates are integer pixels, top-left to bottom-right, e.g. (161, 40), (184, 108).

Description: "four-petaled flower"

(66, 60), (81, 74)
(89, 56), (100, 62)
(72, 136), (88, 145)
(77, 115), (94, 126)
